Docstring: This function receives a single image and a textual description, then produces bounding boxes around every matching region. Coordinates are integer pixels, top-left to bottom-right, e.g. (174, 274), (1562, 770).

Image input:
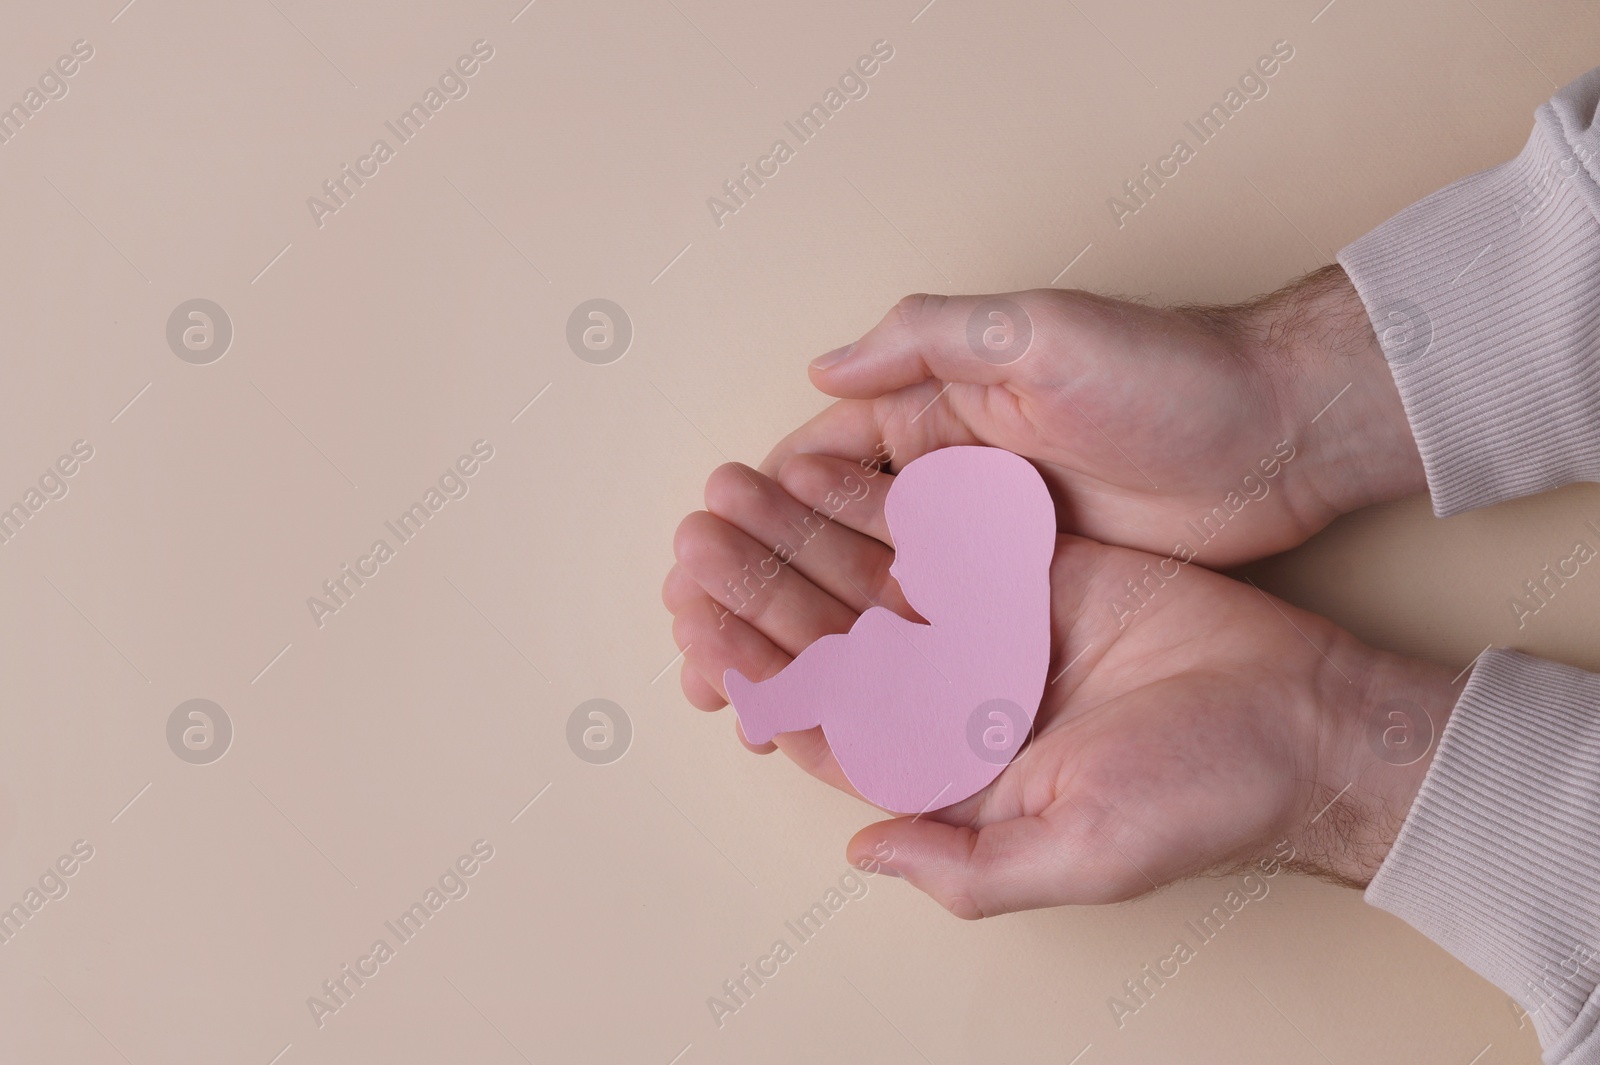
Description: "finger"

(734, 716), (777, 755)
(773, 726), (856, 796)
(668, 599), (774, 747)
(758, 399), (893, 478)
(672, 594), (785, 701)
(661, 564), (701, 615)
(845, 814), (1086, 919)
(672, 595), (856, 792)
(703, 461), (906, 617)
(678, 666), (778, 754)
(673, 510), (857, 657)
(809, 292), (1046, 399)
(775, 454), (892, 543)
(678, 657), (725, 711)
(759, 395), (981, 481)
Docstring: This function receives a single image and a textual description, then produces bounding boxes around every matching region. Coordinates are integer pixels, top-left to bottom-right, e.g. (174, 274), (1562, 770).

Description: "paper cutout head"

(725, 446), (1056, 813)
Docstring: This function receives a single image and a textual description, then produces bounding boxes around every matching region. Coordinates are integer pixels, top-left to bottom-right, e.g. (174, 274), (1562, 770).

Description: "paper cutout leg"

(725, 446), (1056, 814)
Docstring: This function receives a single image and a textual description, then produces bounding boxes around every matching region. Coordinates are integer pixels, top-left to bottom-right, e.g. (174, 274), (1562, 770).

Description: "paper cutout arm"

(725, 611), (898, 744)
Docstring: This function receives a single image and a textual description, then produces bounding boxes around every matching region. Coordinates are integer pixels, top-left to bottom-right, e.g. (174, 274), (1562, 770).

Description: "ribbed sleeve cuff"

(1337, 109), (1600, 517)
(1366, 650), (1600, 1062)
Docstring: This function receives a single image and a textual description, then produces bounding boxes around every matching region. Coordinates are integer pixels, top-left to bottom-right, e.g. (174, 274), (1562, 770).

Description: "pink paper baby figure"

(725, 446), (1056, 814)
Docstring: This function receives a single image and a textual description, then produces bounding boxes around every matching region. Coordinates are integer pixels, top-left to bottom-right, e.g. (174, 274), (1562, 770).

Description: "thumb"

(811, 293), (1043, 398)
(848, 813), (1085, 919)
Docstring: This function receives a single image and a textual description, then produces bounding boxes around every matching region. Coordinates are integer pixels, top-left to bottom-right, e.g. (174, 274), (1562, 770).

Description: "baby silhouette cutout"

(725, 446), (1056, 814)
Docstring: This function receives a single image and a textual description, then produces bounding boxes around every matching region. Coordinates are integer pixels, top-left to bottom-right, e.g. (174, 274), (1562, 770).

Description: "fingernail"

(811, 343), (855, 370)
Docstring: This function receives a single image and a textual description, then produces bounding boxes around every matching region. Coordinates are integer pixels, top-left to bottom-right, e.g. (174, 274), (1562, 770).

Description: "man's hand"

(768, 266), (1426, 567)
(665, 455), (1460, 915)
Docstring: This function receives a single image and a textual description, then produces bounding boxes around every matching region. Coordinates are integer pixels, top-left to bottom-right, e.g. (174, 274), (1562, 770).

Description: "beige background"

(2, 0), (1596, 1061)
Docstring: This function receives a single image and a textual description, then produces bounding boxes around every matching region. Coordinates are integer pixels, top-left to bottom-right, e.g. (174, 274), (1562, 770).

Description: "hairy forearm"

(1293, 635), (1464, 888)
(1232, 265), (1429, 521)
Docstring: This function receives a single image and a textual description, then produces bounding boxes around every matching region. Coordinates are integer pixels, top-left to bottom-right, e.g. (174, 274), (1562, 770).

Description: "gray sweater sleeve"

(1337, 71), (1600, 1064)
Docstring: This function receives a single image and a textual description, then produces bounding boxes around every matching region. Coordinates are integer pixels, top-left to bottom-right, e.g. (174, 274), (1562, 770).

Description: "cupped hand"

(664, 454), (1458, 917)
(767, 268), (1425, 567)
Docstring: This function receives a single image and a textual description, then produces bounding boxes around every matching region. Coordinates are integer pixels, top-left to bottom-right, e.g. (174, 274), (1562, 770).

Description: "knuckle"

(944, 893), (987, 921)
(893, 292), (941, 330)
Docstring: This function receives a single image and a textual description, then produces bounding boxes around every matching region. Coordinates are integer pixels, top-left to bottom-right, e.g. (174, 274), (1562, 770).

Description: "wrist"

(1293, 637), (1464, 887)
(1237, 265), (1428, 522)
